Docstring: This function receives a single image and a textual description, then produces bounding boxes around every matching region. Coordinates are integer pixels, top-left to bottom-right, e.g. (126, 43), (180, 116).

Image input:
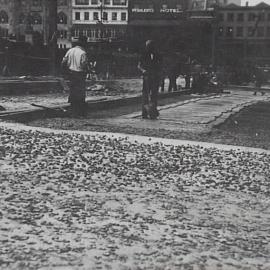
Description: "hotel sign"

(132, 8), (154, 13)
(132, 8), (183, 13)
(160, 9), (183, 13)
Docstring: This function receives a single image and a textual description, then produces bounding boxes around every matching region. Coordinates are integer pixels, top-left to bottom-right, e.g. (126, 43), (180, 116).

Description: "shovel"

(30, 103), (67, 113)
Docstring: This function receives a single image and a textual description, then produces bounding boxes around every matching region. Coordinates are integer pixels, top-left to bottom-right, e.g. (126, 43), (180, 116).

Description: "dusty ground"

(208, 101), (270, 149)
(0, 124), (270, 270)
(0, 79), (143, 112)
(2, 87), (270, 269)
(29, 97), (270, 150)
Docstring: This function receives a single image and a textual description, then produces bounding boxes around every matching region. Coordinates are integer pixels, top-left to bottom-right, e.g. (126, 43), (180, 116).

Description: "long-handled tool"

(30, 103), (67, 113)
(30, 97), (108, 113)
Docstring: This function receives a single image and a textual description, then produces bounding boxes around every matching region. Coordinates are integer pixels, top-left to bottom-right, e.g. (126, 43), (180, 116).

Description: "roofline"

(218, 3), (270, 11)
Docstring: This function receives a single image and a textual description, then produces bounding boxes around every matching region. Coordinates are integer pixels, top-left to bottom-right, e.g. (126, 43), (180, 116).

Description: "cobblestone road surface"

(1, 123), (270, 270)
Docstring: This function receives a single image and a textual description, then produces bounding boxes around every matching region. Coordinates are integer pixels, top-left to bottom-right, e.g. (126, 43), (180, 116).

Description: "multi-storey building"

(129, 0), (187, 20)
(0, 0), (72, 48)
(71, 0), (128, 43)
(216, 2), (270, 64)
(128, 0), (188, 50)
(225, 0), (241, 5)
(57, 0), (73, 48)
(189, 0), (241, 11)
(0, 0), (15, 39)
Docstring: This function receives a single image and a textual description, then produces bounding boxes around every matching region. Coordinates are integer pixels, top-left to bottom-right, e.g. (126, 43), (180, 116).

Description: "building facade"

(71, 0), (128, 43)
(128, 0), (188, 51)
(216, 2), (270, 64)
(57, 0), (73, 48)
(129, 0), (187, 21)
(0, 0), (16, 39)
(189, 0), (241, 11)
(0, 0), (72, 48)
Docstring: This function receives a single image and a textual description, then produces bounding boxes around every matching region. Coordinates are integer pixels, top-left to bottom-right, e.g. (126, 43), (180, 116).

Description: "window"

(75, 12), (80, 20)
(268, 13), (270, 21)
(90, 29), (95, 38)
(32, 0), (41, 6)
(226, 27), (233, 37)
(258, 13), (265, 21)
(112, 0), (126, 6)
(19, 0), (26, 6)
(75, 0), (89, 4)
(162, 4), (168, 9)
(59, 30), (67, 39)
(237, 13), (244, 22)
(0, 26), (8, 37)
(218, 27), (223, 37)
(0, 10), (8, 23)
(248, 13), (256, 21)
(248, 27), (254, 37)
(267, 27), (270, 37)
(227, 13), (234, 22)
(74, 29), (80, 37)
(58, 12), (67, 24)
(236, 27), (243, 37)
(94, 29), (98, 38)
(218, 13), (224, 22)
(121, 12), (126, 21)
(104, 0), (110, 4)
(84, 12), (89, 20)
(32, 13), (42, 24)
(91, 0), (98, 4)
(103, 12), (108, 21)
(85, 29), (91, 37)
(257, 27), (264, 37)
(104, 28), (109, 37)
(112, 12), (117, 20)
(19, 13), (25, 24)
(93, 12), (99, 20)
(57, 0), (67, 5)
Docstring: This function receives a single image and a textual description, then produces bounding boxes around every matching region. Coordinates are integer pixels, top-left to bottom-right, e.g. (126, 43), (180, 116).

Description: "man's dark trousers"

(142, 73), (159, 118)
(68, 71), (87, 116)
(168, 74), (177, 92)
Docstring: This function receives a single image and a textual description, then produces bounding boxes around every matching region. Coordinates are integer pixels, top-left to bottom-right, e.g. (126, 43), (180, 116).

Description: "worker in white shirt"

(61, 35), (89, 117)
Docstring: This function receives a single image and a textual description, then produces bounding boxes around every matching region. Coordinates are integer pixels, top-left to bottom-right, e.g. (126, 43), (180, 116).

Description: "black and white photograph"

(0, 0), (270, 269)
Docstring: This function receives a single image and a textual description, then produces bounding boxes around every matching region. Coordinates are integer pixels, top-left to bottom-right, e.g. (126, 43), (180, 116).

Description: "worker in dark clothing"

(253, 66), (265, 96)
(184, 61), (192, 89)
(164, 52), (180, 92)
(168, 67), (178, 92)
(138, 40), (162, 119)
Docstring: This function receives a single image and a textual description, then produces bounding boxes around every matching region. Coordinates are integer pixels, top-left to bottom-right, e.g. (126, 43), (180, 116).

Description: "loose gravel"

(0, 79), (143, 112)
(1, 124), (270, 270)
(28, 99), (270, 150)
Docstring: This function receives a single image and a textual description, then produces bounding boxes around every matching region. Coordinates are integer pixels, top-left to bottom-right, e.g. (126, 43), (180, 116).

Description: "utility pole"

(48, 0), (58, 76)
(211, 6), (218, 68)
(97, 0), (104, 40)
